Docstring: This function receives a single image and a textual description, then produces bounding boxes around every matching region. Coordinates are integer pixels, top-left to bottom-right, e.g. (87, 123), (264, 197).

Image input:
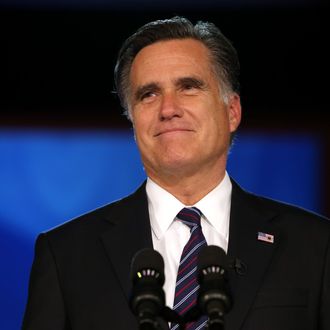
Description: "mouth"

(154, 128), (193, 137)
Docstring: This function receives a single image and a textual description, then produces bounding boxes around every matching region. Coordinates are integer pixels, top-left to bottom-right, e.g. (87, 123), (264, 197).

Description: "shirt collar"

(194, 172), (232, 241)
(146, 172), (232, 241)
(146, 178), (185, 240)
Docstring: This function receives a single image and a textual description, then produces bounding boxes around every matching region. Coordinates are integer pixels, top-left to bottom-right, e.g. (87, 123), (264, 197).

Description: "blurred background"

(0, 0), (329, 329)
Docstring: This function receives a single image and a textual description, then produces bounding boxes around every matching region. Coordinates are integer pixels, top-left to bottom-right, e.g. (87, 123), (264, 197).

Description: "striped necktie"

(171, 207), (208, 330)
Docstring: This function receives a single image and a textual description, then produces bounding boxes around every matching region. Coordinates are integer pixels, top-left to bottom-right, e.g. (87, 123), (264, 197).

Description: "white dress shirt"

(146, 172), (232, 308)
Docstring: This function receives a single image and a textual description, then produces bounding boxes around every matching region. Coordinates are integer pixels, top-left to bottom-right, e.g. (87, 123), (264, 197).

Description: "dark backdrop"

(0, 2), (329, 329)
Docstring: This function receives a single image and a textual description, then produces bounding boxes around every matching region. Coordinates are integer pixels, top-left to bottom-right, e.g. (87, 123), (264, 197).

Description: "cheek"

(132, 109), (146, 130)
(132, 115), (152, 146)
(206, 110), (231, 142)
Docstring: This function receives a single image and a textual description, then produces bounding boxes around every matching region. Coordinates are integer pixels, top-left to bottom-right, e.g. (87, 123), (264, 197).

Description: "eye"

(141, 91), (155, 99)
(181, 83), (200, 95)
(183, 84), (195, 90)
(140, 90), (158, 103)
(135, 83), (160, 104)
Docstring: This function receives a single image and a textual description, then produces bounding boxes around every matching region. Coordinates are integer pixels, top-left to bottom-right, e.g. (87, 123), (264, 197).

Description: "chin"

(158, 156), (197, 174)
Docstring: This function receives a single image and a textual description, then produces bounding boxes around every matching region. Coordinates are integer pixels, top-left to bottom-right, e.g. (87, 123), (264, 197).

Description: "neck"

(147, 165), (227, 205)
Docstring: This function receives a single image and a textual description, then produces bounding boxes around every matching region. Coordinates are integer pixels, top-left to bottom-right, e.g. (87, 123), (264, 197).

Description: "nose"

(159, 92), (183, 121)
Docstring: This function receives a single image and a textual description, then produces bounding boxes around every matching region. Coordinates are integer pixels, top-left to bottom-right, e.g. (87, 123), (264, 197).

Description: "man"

(22, 17), (330, 330)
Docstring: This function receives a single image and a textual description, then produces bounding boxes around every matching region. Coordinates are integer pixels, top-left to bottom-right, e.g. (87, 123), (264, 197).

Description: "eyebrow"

(175, 76), (207, 89)
(133, 76), (208, 101)
(134, 83), (160, 101)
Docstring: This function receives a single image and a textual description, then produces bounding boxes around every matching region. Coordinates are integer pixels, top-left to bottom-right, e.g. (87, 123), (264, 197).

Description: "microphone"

(230, 257), (247, 276)
(197, 245), (232, 330)
(130, 248), (166, 329)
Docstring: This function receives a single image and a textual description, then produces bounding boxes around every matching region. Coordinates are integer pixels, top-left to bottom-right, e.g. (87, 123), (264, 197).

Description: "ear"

(227, 93), (242, 133)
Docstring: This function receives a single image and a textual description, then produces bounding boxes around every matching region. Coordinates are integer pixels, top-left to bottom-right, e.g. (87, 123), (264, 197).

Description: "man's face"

(128, 38), (241, 181)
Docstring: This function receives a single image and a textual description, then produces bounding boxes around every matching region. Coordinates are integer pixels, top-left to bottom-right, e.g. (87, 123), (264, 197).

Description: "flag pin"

(257, 231), (274, 243)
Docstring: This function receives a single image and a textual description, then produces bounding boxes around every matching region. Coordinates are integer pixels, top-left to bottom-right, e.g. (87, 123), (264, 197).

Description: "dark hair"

(114, 16), (240, 115)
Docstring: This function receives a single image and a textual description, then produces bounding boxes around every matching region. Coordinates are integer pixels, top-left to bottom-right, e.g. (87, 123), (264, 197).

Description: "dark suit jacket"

(22, 180), (330, 330)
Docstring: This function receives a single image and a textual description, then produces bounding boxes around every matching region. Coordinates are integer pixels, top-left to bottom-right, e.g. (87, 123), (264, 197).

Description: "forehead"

(130, 38), (214, 82)
(135, 38), (210, 59)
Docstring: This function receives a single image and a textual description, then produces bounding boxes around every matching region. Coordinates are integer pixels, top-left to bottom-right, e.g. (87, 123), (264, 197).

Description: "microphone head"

(129, 248), (165, 319)
(197, 245), (227, 278)
(130, 248), (165, 286)
(197, 245), (232, 316)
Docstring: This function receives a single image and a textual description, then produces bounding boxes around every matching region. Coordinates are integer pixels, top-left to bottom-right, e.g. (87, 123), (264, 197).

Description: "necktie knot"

(176, 207), (202, 230)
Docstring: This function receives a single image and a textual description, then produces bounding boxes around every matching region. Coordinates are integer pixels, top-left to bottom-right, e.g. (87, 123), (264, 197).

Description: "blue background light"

(0, 128), (323, 329)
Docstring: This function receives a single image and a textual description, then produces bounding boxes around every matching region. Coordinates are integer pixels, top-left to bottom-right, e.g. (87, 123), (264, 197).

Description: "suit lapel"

(100, 183), (153, 300)
(226, 180), (281, 330)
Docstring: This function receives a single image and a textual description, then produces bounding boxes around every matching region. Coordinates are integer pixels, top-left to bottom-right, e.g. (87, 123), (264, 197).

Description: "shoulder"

(42, 182), (147, 242)
(231, 178), (330, 231)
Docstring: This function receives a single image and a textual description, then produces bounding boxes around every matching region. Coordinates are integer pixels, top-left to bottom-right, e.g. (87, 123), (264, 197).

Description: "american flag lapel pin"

(257, 231), (274, 244)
